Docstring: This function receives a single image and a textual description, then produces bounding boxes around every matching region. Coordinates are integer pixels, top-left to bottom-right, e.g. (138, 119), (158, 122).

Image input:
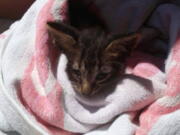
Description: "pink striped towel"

(0, 0), (180, 135)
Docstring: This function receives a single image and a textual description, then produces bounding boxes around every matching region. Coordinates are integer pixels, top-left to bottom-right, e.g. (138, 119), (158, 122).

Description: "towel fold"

(0, 0), (180, 135)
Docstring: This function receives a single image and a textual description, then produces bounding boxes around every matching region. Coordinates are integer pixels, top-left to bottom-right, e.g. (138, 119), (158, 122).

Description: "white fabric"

(0, 0), (180, 135)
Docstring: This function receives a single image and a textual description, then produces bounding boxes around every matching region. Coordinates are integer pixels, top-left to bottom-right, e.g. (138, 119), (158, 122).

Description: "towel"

(0, 0), (180, 135)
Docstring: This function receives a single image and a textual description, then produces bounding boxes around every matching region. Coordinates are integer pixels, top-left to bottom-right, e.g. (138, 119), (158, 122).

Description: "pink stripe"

(21, 61), (64, 129)
(133, 63), (160, 78)
(35, 0), (54, 87)
(49, 126), (80, 135)
(165, 64), (180, 96)
(20, 0), (73, 134)
(136, 101), (180, 135)
(136, 34), (180, 135)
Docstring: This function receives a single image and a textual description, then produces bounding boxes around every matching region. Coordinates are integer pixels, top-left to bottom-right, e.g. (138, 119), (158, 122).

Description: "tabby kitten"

(47, 22), (141, 96)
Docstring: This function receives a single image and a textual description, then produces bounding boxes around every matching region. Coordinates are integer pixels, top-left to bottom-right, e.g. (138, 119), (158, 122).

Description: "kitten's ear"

(105, 33), (141, 58)
(46, 22), (79, 55)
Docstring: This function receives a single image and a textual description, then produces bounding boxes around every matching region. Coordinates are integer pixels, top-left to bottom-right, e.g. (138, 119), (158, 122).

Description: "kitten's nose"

(81, 80), (92, 96)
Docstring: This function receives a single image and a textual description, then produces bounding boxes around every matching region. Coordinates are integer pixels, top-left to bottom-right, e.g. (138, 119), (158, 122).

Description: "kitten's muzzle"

(78, 79), (94, 96)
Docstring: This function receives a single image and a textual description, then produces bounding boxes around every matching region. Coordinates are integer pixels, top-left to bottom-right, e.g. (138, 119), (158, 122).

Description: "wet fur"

(47, 22), (140, 96)
(46, 0), (140, 96)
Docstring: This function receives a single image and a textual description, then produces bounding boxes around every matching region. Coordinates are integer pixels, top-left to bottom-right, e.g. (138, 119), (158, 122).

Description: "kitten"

(47, 22), (141, 96)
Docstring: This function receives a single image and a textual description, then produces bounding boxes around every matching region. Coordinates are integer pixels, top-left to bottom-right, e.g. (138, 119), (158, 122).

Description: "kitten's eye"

(96, 73), (108, 81)
(96, 66), (112, 81)
(101, 66), (112, 73)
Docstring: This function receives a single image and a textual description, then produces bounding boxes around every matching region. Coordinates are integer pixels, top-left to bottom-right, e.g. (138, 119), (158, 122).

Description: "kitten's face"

(65, 28), (123, 96)
(66, 57), (119, 96)
(47, 22), (140, 96)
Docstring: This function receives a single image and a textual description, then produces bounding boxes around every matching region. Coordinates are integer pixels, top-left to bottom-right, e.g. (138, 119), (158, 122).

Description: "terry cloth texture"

(0, 0), (180, 135)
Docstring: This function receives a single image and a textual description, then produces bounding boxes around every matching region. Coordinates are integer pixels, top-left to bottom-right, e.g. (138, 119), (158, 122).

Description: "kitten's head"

(47, 22), (141, 96)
